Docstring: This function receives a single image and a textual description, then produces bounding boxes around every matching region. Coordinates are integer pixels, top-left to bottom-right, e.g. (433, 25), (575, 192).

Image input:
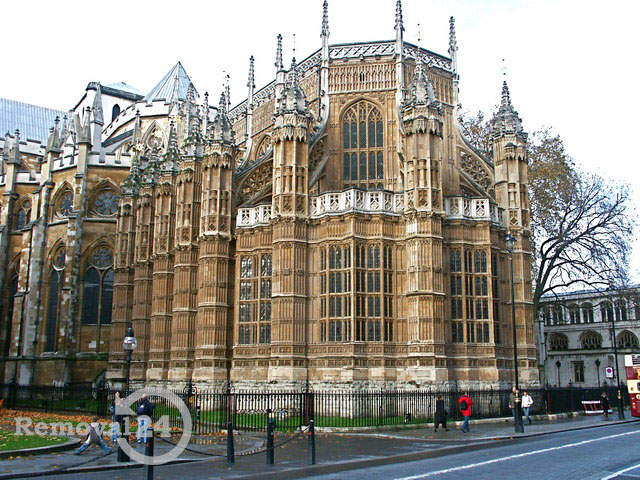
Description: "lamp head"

(555, 360), (561, 368)
(123, 327), (137, 352)
(505, 232), (516, 252)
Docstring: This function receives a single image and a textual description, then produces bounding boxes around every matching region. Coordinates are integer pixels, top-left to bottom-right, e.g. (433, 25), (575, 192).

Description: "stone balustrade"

(445, 197), (503, 226)
(236, 204), (272, 228)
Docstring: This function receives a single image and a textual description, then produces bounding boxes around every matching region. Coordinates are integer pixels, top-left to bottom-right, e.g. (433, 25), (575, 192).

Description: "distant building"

(536, 287), (640, 388)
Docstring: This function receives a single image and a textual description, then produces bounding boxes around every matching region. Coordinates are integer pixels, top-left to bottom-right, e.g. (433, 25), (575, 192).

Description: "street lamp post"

(595, 359), (601, 387)
(556, 360), (561, 387)
(609, 315), (625, 419)
(505, 233), (524, 433)
(123, 327), (137, 398)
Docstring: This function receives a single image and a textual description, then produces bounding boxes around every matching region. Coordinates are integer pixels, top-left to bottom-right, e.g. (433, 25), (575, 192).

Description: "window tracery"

(548, 333), (568, 351)
(342, 101), (384, 189)
(13, 200), (31, 231)
(238, 254), (272, 344)
(56, 191), (73, 218)
(81, 246), (114, 326)
(45, 246), (65, 352)
(581, 331), (602, 350)
(618, 330), (638, 349)
(460, 152), (492, 191)
(92, 190), (119, 217)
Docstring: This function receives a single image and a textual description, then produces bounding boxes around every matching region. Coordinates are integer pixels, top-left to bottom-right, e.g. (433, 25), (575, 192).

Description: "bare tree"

(460, 113), (635, 316)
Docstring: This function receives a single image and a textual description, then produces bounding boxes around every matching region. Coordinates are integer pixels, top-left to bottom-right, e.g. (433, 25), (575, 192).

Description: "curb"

(0, 438), (81, 459)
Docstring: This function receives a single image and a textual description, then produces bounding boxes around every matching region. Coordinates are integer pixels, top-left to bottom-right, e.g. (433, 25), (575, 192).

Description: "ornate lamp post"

(505, 233), (524, 433)
(556, 360), (561, 386)
(122, 327), (137, 398)
(595, 359), (601, 387)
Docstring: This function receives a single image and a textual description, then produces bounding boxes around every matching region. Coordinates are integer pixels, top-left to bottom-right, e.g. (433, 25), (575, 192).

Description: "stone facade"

(0, 84), (142, 384)
(536, 287), (640, 388)
(1, 1), (538, 389)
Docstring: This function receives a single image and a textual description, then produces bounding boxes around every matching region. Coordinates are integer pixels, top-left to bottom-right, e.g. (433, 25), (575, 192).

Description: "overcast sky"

(2, 0), (639, 280)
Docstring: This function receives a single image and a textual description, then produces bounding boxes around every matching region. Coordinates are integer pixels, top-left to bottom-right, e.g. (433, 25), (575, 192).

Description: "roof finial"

(321, 0), (329, 38)
(223, 72), (231, 113)
(395, 0), (404, 33)
(417, 23), (421, 45)
(275, 34), (284, 71)
(293, 33), (296, 61)
(247, 56), (255, 89)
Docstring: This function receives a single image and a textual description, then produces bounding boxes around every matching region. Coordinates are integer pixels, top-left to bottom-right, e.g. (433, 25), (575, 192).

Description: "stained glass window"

(57, 192), (73, 217)
(342, 102), (384, 188)
(93, 191), (119, 216)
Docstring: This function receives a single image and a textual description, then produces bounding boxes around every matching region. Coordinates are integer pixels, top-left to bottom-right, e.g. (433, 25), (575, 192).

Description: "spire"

(203, 91), (209, 134)
(321, 0), (330, 38)
(92, 84), (104, 125)
(405, 54), (438, 108)
(448, 16), (458, 75)
(276, 56), (310, 116)
(11, 129), (21, 164)
(492, 81), (525, 137)
(46, 116), (61, 152)
(247, 56), (255, 91)
(395, 0), (404, 35)
(224, 73), (231, 114)
(275, 34), (284, 71)
(209, 91), (234, 144)
(161, 119), (180, 173)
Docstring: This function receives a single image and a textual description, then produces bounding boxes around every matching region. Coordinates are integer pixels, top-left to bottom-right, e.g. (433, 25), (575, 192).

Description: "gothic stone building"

(0, 86), (143, 385)
(1, 1), (538, 388)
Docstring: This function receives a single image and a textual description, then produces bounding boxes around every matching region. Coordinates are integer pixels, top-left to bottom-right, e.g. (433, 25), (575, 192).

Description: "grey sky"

(2, 0), (639, 279)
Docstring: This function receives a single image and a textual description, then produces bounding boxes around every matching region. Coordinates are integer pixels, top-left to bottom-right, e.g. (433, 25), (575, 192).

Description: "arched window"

(81, 246), (114, 326)
(45, 247), (66, 352)
(615, 300), (628, 322)
(542, 307), (551, 326)
(112, 104), (121, 122)
(582, 303), (594, 323)
(618, 331), (639, 349)
(552, 306), (563, 325)
(55, 190), (73, 218)
(600, 301), (614, 322)
(568, 304), (581, 324)
(549, 333), (568, 351)
(13, 200), (31, 231)
(581, 331), (602, 350)
(3, 261), (19, 357)
(342, 101), (383, 188)
(92, 190), (119, 217)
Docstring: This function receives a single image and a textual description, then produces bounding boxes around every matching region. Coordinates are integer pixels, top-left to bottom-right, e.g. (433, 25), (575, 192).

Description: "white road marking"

(394, 430), (640, 479)
(601, 462), (640, 480)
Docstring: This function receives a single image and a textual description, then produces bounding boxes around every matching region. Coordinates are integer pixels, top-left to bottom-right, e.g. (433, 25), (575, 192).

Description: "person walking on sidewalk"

(434, 395), (448, 432)
(600, 391), (611, 419)
(136, 394), (154, 443)
(458, 393), (473, 433)
(76, 417), (113, 454)
(522, 390), (533, 425)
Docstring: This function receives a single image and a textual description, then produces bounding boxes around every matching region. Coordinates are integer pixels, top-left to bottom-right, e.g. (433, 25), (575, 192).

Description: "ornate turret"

(209, 92), (234, 144)
(46, 116), (61, 153)
(395, 0), (405, 118)
(492, 80), (529, 231)
(449, 16), (460, 110)
(275, 58), (312, 119)
(161, 120), (180, 173)
(405, 56), (439, 109)
(493, 81), (526, 139)
(122, 111), (142, 196)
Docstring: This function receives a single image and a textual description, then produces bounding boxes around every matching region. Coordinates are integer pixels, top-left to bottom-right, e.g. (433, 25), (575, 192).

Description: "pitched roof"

(0, 98), (66, 143)
(143, 62), (195, 104)
(105, 82), (145, 96)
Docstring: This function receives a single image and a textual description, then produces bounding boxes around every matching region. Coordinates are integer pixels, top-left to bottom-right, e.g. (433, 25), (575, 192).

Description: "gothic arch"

(140, 120), (166, 153)
(617, 330), (639, 349)
(50, 182), (74, 221)
(339, 99), (385, 189)
(88, 180), (120, 217)
(548, 333), (568, 351)
(580, 330), (602, 350)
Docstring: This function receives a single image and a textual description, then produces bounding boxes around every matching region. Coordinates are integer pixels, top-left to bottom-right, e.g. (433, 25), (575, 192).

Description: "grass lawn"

(0, 428), (69, 452)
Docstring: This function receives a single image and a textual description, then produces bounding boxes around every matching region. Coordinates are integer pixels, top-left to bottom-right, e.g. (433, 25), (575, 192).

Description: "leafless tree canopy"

(460, 112), (635, 315)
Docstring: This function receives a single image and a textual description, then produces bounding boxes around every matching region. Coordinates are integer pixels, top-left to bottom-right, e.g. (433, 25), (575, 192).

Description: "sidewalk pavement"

(0, 411), (636, 480)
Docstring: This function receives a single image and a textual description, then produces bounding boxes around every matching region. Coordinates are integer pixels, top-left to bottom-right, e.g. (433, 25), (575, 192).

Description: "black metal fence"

(0, 383), (629, 432)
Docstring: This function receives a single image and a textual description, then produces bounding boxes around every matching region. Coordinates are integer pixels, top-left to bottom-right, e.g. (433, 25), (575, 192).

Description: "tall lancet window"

(81, 246), (114, 328)
(45, 247), (66, 352)
(342, 101), (384, 189)
(238, 254), (272, 344)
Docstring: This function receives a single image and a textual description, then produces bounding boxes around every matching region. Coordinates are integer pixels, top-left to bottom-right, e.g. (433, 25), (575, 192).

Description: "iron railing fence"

(1, 383), (629, 432)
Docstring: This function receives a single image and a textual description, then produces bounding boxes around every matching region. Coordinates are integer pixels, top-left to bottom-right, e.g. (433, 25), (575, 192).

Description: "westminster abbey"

(0, 1), (537, 389)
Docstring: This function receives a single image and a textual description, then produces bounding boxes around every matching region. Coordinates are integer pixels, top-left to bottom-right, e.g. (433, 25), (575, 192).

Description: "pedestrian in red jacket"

(458, 393), (473, 433)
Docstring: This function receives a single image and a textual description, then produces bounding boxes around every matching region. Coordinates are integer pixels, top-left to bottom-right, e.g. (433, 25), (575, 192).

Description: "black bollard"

(266, 419), (275, 465)
(117, 417), (130, 463)
(143, 428), (154, 480)
(308, 420), (316, 465)
(226, 422), (235, 464)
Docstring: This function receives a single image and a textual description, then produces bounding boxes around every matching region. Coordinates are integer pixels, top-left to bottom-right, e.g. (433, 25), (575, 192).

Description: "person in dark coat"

(601, 391), (611, 418)
(434, 395), (448, 431)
